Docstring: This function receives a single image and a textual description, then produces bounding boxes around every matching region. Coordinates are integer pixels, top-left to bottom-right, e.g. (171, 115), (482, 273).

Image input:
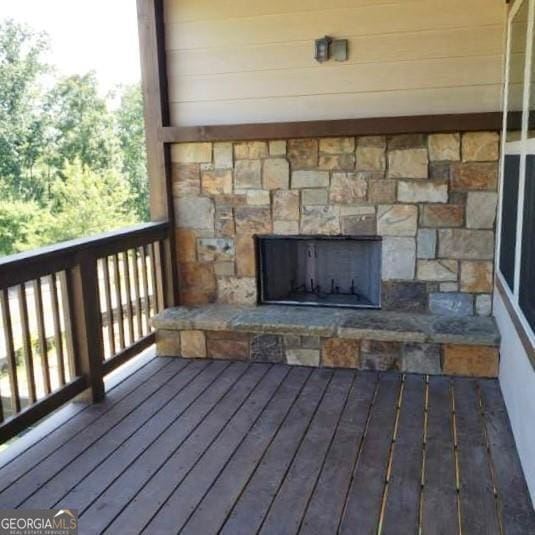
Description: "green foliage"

(114, 84), (149, 221)
(0, 19), (149, 256)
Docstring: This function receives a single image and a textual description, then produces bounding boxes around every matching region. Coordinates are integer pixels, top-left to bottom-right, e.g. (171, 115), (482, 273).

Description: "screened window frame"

(498, 0), (535, 344)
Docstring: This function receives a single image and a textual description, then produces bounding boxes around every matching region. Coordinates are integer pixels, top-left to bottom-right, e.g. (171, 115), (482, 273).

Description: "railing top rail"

(0, 221), (169, 289)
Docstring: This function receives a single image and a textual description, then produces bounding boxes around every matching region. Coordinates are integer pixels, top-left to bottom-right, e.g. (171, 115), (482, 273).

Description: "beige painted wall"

(164, 0), (506, 126)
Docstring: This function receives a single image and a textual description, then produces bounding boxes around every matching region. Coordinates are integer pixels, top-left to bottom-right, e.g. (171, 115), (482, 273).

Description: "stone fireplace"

(173, 131), (499, 317)
(257, 235), (382, 308)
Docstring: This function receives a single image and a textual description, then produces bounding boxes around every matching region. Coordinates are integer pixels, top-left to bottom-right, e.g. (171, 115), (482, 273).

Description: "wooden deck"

(0, 354), (533, 535)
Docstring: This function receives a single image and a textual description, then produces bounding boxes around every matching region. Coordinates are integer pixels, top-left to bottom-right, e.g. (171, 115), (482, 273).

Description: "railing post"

(68, 251), (105, 402)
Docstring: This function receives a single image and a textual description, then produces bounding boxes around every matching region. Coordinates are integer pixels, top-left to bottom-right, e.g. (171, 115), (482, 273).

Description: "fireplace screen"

(257, 235), (382, 309)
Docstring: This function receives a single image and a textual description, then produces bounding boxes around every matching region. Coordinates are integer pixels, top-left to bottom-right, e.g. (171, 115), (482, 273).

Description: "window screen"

(520, 156), (535, 329)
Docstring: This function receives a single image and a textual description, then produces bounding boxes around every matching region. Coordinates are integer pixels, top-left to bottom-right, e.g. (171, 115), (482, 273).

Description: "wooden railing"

(0, 221), (172, 443)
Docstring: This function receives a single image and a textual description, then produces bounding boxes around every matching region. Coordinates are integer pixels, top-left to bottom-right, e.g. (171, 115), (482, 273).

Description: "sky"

(0, 0), (142, 94)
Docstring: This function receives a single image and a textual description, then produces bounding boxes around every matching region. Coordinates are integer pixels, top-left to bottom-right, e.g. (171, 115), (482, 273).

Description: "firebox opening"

(257, 235), (382, 309)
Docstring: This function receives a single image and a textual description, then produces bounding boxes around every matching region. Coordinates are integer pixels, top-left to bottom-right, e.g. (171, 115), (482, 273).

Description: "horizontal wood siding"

(164, 0), (506, 126)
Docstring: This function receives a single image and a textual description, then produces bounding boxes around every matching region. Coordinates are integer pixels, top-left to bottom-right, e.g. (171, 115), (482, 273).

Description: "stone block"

(301, 205), (340, 235)
(443, 344), (499, 377)
(286, 349), (320, 367)
(360, 340), (402, 371)
(387, 148), (428, 179)
(397, 180), (448, 203)
(218, 277), (257, 305)
(213, 142), (233, 169)
(214, 262), (235, 277)
(288, 138), (318, 169)
(171, 143), (212, 163)
(180, 330), (206, 358)
(428, 133), (460, 161)
(234, 160), (262, 189)
(263, 158), (290, 190)
(235, 206), (272, 234)
(341, 214), (377, 235)
(319, 154), (356, 170)
(273, 221), (299, 234)
(172, 163), (201, 197)
(215, 207), (235, 236)
(178, 262), (217, 303)
(450, 162), (498, 190)
(356, 136), (386, 171)
(377, 204), (418, 236)
(214, 194), (247, 208)
(402, 343), (441, 374)
(322, 338), (360, 368)
(175, 228), (197, 263)
(235, 234), (256, 277)
(244, 190), (271, 205)
(156, 330), (181, 357)
(269, 140), (287, 156)
(206, 331), (250, 360)
(234, 141), (268, 160)
(476, 294), (493, 316)
(460, 261), (493, 293)
(251, 334), (284, 363)
(197, 238), (235, 262)
(330, 172), (368, 204)
(382, 281), (428, 312)
(273, 190), (300, 221)
(417, 260), (458, 282)
(302, 336), (321, 349)
(429, 293), (473, 316)
(417, 229), (437, 259)
(201, 169), (233, 195)
(175, 197), (214, 230)
(368, 180), (397, 203)
(302, 188), (328, 205)
(387, 134), (426, 150)
(292, 170), (330, 189)
(440, 282), (459, 292)
(462, 132), (499, 162)
(438, 229), (495, 259)
(319, 137), (355, 154)
(382, 237), (416, 280)
(466, 192), (498, 229)
(283, 335), (301, 349)
(420, 204), (464, 228)
(429, 162), (451, 180)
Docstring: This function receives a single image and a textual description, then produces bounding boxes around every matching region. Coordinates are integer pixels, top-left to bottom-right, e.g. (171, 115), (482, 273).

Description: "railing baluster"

(132, 248), (144, 337)
(49, 273), (66, 386)
(148, 242), (160, 314)
(154, 240), (166, 312)
(112, 254), (126, 350)
(18, 284), (37, 404)
(1, 288), (21, 413)
(101, 257), (116, 358)
(33, 278), (52, 395)
(123, 251), (135, 345)
(59, 271), (76, 381)
(140, 245), (151, 333)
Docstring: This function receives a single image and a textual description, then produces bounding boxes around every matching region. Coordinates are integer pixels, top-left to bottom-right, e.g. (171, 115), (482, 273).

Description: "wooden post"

(68, 252), (105, 402)
(137, 0), (178, 309)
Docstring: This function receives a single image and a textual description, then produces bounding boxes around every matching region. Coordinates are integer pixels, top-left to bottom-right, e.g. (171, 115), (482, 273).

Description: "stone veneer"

(172, 131), (499, 316)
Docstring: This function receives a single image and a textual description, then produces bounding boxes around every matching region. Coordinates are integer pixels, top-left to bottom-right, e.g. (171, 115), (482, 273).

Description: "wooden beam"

(137, 0), (178, 307)
(159, 112), (502, 144)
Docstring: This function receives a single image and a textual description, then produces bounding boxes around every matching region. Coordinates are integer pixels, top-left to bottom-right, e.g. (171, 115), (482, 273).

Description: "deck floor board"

(0, 355), (533, 535)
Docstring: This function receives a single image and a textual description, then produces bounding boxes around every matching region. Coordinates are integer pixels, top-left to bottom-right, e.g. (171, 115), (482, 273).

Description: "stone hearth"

(153, 305), (500, 377)
(172, 131), (499, 317)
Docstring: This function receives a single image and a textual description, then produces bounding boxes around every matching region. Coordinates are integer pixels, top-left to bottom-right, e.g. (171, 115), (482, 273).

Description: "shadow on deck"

(0, 353), (533, 534)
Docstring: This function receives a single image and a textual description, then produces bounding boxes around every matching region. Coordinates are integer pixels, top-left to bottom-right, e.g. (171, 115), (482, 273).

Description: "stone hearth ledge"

(152, 305), (500, 347)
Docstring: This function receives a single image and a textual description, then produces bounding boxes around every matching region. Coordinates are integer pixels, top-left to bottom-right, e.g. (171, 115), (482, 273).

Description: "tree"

(43, 160), (137, 243)
(114, 84), (149, 221)
(0, 19), (49, 201)
(44, 72), (121, 175)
